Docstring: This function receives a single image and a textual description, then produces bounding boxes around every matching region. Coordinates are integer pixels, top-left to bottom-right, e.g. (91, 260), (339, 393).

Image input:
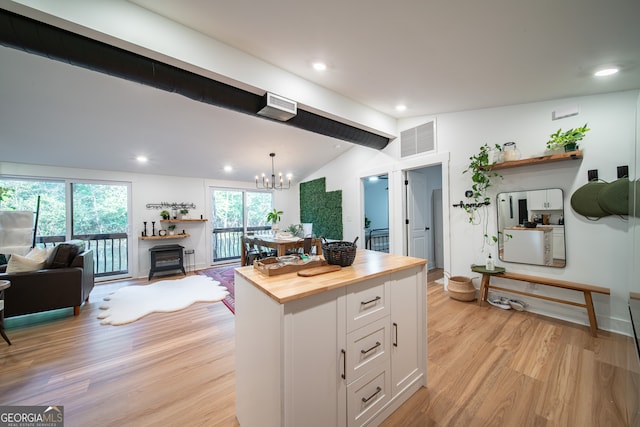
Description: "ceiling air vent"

(257, 92), (297, 121)
(400, 121), (435, 157)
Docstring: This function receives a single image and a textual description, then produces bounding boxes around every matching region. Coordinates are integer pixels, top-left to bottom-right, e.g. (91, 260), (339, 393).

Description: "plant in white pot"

(167, 224), (177, 235)
(179, 208), (190, 219)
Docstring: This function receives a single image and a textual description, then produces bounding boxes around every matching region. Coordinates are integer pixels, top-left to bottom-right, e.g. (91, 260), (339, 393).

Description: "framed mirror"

(497, 189), (565, 267)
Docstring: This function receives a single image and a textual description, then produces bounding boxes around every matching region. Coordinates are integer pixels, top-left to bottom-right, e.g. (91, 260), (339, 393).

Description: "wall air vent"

(257, 92), (297, 121)
(400, 120), (435, 157)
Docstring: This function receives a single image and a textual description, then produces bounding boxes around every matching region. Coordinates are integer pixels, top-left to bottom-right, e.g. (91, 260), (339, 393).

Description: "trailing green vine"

(463, 143), (502, 219)
(462, 143), (507, 249)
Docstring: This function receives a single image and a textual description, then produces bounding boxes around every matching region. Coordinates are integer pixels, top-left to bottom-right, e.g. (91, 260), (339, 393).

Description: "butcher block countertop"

(235, 249), (426, 304)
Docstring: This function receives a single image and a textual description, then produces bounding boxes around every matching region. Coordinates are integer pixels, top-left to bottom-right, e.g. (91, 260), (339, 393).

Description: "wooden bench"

(475, 269), (610, 337)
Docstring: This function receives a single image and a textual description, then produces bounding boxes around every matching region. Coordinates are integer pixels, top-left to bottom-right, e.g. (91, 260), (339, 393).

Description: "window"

(211, 188), (272, 262)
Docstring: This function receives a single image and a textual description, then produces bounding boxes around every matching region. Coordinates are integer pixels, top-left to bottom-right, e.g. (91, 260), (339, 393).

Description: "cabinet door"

(283, 288), (347, 427)
(546, 189), (563, 210)
(390, 266), (425, 395)
(527, 190), (547, 210)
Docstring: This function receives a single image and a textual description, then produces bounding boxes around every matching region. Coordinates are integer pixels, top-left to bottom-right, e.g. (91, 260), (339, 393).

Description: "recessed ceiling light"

(224, 165), (233, 172)
(136, 155), (148, 163)
(312, 62), (327, 71)
(396, 105), (407, 112)
(594, 67), (619, 77)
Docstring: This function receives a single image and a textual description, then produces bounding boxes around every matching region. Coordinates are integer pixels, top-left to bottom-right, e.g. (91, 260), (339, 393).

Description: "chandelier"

(255, 153), (291, 190)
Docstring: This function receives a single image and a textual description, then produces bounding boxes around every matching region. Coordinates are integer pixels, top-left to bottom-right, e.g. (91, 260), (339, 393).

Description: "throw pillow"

(6, 247), (50, 273)
(48, 240), (85, 269)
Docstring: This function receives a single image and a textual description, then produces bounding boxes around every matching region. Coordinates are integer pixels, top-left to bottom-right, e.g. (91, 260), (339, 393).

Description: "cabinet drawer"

(346, 317), (389, 383)
(347, 364), (390, 427)
(346, 276), (390, 332)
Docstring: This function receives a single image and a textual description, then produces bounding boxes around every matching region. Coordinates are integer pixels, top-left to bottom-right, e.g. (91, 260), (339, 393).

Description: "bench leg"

(74, 306), (80, 316)
(584, 291), (598, 337)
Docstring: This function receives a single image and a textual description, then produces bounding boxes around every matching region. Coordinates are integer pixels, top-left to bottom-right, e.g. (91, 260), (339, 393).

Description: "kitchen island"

(235, 249), (427, 427)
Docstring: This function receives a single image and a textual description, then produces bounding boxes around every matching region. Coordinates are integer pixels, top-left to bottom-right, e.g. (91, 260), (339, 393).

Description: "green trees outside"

(0, 179), (66, 237)
(0, 179), (129, 238)
(212, 190), (272, 229)
(72, 183), (128, 235)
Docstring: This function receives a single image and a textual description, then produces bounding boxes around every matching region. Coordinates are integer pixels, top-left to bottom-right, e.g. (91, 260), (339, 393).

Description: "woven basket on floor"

(447, 276), (476, 302)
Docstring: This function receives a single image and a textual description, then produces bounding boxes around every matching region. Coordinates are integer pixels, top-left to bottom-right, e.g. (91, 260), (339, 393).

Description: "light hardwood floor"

(1, 270), (638, 426)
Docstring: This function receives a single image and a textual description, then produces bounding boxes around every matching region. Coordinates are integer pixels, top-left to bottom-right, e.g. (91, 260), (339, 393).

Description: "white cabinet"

(235, 265), (426, 427)
(503, 228), (552, 265)
(527, 189), (563, 210)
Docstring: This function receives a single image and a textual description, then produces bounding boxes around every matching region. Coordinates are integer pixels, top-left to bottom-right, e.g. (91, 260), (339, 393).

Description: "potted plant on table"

(546, 123), (590, 152)
(266, 209), (283, 234)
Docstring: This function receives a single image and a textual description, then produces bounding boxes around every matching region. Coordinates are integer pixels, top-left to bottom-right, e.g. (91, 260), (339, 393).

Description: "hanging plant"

(463, 143), (503, 218)
(462, 143), (505, 249)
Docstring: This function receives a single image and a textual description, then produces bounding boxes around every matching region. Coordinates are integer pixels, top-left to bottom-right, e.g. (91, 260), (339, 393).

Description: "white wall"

(305, 90), (639, 335)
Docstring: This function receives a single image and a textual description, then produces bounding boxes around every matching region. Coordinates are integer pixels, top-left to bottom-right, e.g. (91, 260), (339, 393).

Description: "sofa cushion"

(6, 247), (50, 273)
(48, 240), (86, 269)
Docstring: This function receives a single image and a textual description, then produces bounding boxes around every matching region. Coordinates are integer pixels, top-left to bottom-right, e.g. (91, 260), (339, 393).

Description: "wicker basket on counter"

(321, 237), (358, 267)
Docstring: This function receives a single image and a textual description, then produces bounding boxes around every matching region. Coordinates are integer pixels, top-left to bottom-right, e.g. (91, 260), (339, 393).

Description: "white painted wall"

(304, 90), (638, 335)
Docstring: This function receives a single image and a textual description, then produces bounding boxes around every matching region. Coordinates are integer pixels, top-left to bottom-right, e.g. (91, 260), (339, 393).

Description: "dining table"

(241, 236), (322, 266)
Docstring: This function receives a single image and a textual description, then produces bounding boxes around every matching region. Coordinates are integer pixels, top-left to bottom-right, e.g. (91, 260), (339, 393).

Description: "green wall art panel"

(300, 177), (343, 240)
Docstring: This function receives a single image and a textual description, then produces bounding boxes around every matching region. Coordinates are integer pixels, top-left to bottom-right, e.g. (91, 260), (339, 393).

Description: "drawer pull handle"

(341, 349), (346, 379)
(361, 386), (382, 404)
(393, 322), (398, 347)
(360, 296), (381, 306)
(361, 341), (381, 355)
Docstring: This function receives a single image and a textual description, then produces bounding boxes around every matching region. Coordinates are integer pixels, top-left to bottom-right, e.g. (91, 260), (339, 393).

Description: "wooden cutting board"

(297, 265), (342, 276)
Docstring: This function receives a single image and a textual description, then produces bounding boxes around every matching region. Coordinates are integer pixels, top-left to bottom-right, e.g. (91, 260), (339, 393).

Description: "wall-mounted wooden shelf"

(160, 219), (208, 223)
(481, 150), (583, 171)
(139, 233), (191, 241)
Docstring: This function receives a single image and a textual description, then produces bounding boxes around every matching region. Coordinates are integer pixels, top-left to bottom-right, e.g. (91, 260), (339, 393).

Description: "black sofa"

(0, 241), (94, 317)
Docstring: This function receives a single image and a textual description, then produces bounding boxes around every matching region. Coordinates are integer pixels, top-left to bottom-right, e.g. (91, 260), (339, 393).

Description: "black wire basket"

(321, 237), (358, 267)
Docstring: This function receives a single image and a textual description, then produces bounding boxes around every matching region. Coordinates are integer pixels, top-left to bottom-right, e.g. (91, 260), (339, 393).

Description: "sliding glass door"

(71, 182), (130, 278)
(1, 177), (131, 279)
(211, 188), (272, 262)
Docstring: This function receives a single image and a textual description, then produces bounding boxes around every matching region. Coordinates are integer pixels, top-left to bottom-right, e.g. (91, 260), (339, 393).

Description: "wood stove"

(149, 244), (186, 280)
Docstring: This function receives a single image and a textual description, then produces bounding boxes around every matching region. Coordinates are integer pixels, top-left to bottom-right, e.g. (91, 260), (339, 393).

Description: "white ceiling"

(1, 0), (639, 181)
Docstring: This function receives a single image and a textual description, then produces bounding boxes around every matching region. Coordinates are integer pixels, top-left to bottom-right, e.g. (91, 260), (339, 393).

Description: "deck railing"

(212, 226), (272, 262)
(36, 233), (128, 277)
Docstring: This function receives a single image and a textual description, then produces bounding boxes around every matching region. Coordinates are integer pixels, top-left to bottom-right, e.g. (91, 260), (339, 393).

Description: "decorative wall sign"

(146, 202), (196, 210)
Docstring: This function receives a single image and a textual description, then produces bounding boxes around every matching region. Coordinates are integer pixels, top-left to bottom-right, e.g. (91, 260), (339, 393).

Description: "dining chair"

(242, 236), (261, 266)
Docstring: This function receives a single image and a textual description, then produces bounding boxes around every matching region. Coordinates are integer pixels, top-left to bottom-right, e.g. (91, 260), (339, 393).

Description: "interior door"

(406, 170), (429, 260)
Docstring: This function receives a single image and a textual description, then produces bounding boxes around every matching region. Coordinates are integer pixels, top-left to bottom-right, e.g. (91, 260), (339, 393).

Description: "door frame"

(398, 152), (450, 277)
